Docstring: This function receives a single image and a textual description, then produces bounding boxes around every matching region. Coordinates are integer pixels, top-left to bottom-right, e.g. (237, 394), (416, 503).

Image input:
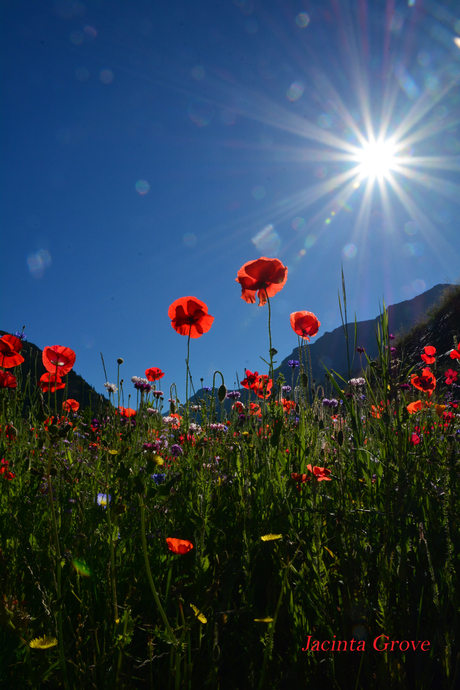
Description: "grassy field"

(1, 280), (460, 689)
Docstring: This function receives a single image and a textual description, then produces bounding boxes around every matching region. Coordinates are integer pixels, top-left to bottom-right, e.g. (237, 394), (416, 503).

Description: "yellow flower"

(29, 635), (58, 650)
(191, 604), (207, 624)
(154, 456), (164, 466)
(254, 617), (274, 623)
(261, 534), (282, 541)
(435, 404), (446, 418)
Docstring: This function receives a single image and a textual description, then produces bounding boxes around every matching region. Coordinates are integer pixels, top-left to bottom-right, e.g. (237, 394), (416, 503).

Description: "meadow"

(1, 260), (460, 689)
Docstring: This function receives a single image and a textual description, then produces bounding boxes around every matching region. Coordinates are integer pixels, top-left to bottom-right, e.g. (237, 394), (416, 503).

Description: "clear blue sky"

(2, 0), (460, 404)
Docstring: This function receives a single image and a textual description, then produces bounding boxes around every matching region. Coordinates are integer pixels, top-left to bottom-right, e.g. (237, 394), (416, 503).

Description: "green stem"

(105, 452), (118, 622)
(46, 447), (70, 690)
(139, 499), (177, 646)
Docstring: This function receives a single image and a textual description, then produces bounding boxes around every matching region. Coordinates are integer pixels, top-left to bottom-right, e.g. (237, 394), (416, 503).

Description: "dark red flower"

(0, 369), (17, 388)
(38, 373), (66, 393)
(62, 399), (79, 412)
(145, 367), (165, 381)
(411, 368), (436, 397)
(166, 538), (194, 555)
(0, 334), (24, 368)
(42, 346), (76, 376)
(236, 257), (288, 306)
(241, 370), (259, 390)
(168, 297), (214, 338)
(445, 368), (458, 385)
(421, 345), (436, 364)
(410, 433), (421, 445)
(290, 311), (321, 341)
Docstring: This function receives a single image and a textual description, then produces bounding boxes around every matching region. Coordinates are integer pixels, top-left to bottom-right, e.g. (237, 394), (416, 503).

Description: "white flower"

(349, 377), (366, 387)
(104, 382), (118, 394)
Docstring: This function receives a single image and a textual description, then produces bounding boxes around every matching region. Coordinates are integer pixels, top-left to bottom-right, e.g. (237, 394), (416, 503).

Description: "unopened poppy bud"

(117, 358), (124, 365)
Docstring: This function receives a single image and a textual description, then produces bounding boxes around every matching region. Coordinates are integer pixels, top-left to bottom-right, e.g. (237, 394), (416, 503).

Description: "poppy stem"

(185, 326), (191, 428)
(265, 290), (275, 389)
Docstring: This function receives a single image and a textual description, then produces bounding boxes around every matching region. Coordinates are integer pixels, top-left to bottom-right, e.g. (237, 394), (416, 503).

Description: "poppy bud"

(117, 358), (124, 365)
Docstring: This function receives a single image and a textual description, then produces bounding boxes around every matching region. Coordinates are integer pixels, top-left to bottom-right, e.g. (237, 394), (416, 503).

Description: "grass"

(1, 286), (460, 690)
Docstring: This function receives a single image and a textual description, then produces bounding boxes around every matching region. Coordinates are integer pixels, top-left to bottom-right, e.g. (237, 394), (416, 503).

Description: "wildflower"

(288, 359), (299, 369)
(254, 617), (274, 623)
(97, 493), (111, 508)
(435, 404), (446, 418)
(280, 398), (296, 412)
(241, 370), (259, 390)
(232, 401), (245, 413)
(291, 472), (309, 492)
(168, 296), (214, 338)
(191, 604), (207, 623)
(0, 334), (24, 368)
(14, 330), (27, 341)
(203, 386), (212, 392)
(0, 369), (17, 388)
(411, 368), (436, 396)
(104, 382), (117, 394)
(322, 398), (330, 407)
(170, 444), (183, 457)
(290, 311), (320, 340)
(329, 398), (338, 408)
(282, 385), (291, 394)
(38, 373), (65, 393)
(307, 464), (332, 481)
(349, 377), (366, 387)
(356, 346), (366, 354)
(226, 390), (241, 400)
(449, 343), (460, 360)
(252, 375), (273, 399)
(29, 635), (58, 650)
(153, 390), (164, 398)
(42, 345), (76, 376)
(261, 534), (282, 541)
(118, 407), (136, 417)
(145, 367), (165, 381)
(152, 473), (166, 484)
(166, 538), (194, 555)
(445, 369), (458, 385)
(62, 399), (79, 412)
(236, 257), (288, 306)
(389, 333), (395, 340)
(0, 459), (15, 481)
(248, 402), (262, 417)
(407, 400), (423, 414)
(399, 383), (411, 390)
(421, 346), (436, 364)
(410, 433), (421, 445)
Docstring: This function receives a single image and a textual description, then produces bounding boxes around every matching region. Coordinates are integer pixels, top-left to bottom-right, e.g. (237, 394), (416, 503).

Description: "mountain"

(0, 331), (109, 416)
(189, 283), (456, 410)
(274, 283), (454, 391)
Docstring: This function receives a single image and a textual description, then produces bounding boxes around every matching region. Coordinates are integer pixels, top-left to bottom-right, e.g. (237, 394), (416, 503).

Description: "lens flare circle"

(355, 139), (397, 179)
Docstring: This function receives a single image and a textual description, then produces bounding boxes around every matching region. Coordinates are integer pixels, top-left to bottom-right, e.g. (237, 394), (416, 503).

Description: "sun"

(354, 138), (398, 180)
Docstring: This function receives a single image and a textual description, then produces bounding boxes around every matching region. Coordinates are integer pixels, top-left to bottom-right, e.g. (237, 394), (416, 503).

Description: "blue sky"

(2, 0), (460, 404)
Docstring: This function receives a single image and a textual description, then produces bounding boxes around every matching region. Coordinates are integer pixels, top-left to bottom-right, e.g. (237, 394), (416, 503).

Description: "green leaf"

(157, 473), (181, 496)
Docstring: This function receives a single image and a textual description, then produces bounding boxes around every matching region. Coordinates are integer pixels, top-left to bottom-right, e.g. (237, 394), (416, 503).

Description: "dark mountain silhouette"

(189, 283), (456, 410)
(0, 331), (109, 416)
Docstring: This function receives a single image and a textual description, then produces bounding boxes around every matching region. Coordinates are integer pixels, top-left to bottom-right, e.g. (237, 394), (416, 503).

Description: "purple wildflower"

(170, 444), (183, 457)
(288, 360), (300, 369)
(226, 391), (241, 400)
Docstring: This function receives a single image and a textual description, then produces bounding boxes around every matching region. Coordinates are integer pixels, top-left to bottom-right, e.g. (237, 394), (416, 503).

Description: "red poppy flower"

(409, 433), (421, 445)
(62, 399), (80, 412)
(38, 373), (66, 393)
(291, 472), (310, 493)
(168, 297), (214, 338)
(145, 367), (164, 381)
(307, 464), (332, 481)
(0, 459), (15, 481)
(248, 402), (262, 417)
(241, 370), (259, 390)
(42, 346), (76, 376)
(0, 334), (24, 368)
(166, 538), (194, 555)
(252, 375), (273, 399)
(421, 346), (436, 364)
(0, 369), (17, 388)
(232, 401), (245, 413)
(236, 257), (288, 306)
(290, 311), (321, 341)
(407, 400), (423, 414)
(445, 368), (458, 385)
(118, 407), (136, 417)
(280, 398), (296, 412)
(450, 343), (460, 360)
(411, 368), (436, 396)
